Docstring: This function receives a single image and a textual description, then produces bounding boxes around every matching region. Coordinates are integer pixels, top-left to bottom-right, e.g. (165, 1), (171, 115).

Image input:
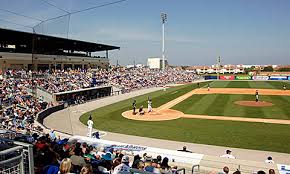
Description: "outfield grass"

(210, 81), (290, 89)
(80, 82), (290, 153)
(172, 94), (290, 120)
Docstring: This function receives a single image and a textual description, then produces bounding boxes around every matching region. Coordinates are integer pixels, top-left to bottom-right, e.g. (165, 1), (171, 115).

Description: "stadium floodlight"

(217, 56), (221, 80)
(161, 12), (167, 71)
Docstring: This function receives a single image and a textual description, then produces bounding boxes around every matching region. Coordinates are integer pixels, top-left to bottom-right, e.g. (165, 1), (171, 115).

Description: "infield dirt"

(122, 88), (290, 124)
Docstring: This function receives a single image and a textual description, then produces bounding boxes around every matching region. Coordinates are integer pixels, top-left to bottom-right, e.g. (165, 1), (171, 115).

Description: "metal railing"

(0, 145), (25, 174)
(191, 157), (276, 174)
(14, 141), (34, 174)
(129, 168), (155, 174)
(192, 165), (200, 174)
(175, 168), (186, 174)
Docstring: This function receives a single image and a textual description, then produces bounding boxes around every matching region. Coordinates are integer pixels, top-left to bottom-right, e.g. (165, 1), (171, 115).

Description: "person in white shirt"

(87, 115), (94, 138)
(113, 155), (131, 174)
(265, 156), (275, 164)
(220, 150), (236, 159)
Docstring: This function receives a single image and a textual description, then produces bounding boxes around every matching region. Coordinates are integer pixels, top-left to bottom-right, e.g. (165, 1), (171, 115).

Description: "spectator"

(223, 166), (229, 174)
(112, 155), (131, 174)
(49, 129), (57, 141)
(111, 158), (122, 172)
(80, 164), (93, 174)
(132, 154), (142, 168)
(156, 155), (162, 165)
(233, 170), (241, 174)
(98, 152), (113, 173)
(160, 157), (172, 174)
(70, 148), (86, 168)
(269, 169), (275, 174)
(220, 150), (236, 159)
(257, 171), (266, 174)
(59, 158), (73, 174)
(137, 161), (145, 171)
(144, 155), (154, 172)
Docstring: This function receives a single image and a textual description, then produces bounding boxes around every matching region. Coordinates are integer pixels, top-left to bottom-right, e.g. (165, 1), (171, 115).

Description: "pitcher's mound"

(235, 101), (274, 107)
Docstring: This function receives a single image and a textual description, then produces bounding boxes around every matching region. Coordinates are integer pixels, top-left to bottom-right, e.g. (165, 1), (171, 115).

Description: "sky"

(0, 0), (290, 66)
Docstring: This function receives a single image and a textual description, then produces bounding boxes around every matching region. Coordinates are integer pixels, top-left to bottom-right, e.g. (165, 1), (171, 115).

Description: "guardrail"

(14, 141), (34, 174)
(0, 145), (25, 174)
(192, 164), (200, 174)
(130, 168), (155, 174)
(191, 157), (276, 174)
(175, 168), (186, 174)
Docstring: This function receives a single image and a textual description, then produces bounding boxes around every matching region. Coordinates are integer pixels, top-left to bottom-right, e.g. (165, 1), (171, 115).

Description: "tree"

(262, 66), (274, 72)
(244, 66), (255, 74)
(278, 67), (290, 72)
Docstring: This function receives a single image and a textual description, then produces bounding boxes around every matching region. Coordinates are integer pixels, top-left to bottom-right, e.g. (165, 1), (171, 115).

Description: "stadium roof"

(0, 28), (120, 53)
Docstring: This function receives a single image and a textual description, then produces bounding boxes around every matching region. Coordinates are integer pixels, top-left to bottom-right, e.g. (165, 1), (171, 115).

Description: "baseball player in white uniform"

(87, 115), (94, 138)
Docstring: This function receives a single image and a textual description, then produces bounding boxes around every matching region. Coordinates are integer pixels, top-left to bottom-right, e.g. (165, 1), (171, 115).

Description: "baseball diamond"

(80, 80), (290, 154)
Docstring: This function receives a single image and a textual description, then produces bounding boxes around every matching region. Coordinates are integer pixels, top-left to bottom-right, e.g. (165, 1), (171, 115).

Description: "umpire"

(132, 100), (137, 115)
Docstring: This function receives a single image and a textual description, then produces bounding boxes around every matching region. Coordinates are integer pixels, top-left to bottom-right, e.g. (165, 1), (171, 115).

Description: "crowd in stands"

(1, 67), (197, 94)
(0, 129), (278, 174)
(30, 131), (179, 174)
(0, 70), (50, 136)
(0, 67), (197, 135)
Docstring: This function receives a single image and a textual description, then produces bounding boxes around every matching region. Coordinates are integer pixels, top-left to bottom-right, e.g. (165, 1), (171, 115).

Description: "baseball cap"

(122, 155), (130, 163)
(144, 155), (153, 162)
(226, 150), (231, 153)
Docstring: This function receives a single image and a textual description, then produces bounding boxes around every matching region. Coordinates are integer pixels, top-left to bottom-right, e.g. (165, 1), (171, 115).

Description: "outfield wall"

(204, 75), (290, 81)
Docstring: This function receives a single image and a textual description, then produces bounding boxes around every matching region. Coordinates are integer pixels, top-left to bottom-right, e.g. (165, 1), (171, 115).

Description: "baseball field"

(80, 81), (290, 153)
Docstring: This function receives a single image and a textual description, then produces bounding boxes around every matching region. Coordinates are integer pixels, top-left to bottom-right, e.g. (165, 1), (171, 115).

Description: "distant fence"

(204, 75), (290, 81)
(36, 103), (65, 126)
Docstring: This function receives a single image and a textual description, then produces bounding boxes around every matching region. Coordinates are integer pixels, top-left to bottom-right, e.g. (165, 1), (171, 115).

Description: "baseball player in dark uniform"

(283, 85), (286, 90)
(132, 100), (136, 115)
(255, 90), (259, 102)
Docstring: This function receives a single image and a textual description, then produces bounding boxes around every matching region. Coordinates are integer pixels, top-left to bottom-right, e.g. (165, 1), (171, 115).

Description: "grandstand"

(1, 1), (290, 174)
(0, 28), (120, 71)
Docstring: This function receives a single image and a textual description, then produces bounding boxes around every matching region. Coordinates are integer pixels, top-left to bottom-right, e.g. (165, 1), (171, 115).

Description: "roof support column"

(106, 50), (108, 59)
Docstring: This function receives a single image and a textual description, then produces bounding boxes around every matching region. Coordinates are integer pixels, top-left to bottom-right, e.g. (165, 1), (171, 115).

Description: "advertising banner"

(252, 76), (269, 81)
(205, 76), (218, 80)
(219, 76), (235, 80)
(277, 164), (290, 174)
(269, 76), (287, 80)
(235, 76), (252, 80)
(288, 76), (290, 80)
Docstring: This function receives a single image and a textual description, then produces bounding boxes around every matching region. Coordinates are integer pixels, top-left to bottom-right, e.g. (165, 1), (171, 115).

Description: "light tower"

(217, 56), (221, 80)
(161, 12), (167, 71)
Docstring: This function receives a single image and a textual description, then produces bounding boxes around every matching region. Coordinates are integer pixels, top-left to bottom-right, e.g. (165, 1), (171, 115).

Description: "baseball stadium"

(1, 1), (290, 174)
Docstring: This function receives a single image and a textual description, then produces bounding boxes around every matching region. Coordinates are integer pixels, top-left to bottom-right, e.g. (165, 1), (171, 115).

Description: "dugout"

(53, 85), (112, 104)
